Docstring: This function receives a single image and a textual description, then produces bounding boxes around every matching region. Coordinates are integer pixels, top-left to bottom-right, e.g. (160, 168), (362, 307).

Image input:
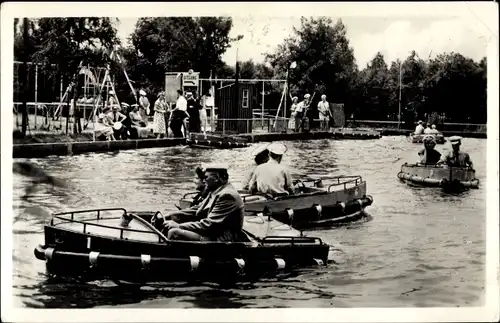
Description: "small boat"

(179, 175), (374, 230)
(332, 128), (381, 140)
(397, 163), (479, 190)
(409, 133), (446, 144)
(34, 208), (330, 284)
(186, 133), (249, 149)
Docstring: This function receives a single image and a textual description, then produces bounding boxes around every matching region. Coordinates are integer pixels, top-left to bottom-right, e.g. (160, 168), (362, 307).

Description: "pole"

(34, 64), (38, 129)
(398, 61), (402, 129)
(21, 18), (29, 137)
(261, 81), (265, 127)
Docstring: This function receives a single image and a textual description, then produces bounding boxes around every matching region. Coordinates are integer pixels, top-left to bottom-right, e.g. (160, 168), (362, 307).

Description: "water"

(11, 136), (486, 308)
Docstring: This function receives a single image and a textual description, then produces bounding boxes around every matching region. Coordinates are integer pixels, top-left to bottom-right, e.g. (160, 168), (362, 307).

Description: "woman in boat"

(153, 91), (167, 138)
(162, 164), (245, 242)
(417, 135), (441, 165)
(241, 144), (270, 190)
(438, 136), (473, 168)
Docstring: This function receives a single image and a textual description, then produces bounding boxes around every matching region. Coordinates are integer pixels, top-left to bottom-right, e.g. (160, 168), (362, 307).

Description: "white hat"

(202, 163), (229, 172)
(109, 90), (115, 95)
(186, 92), (193, 97)
(418, 120), (422, 124)
(431, 124), (436, 129)
(449, 136), (462, 145)
(268, 142), (287, 155)
(139, 90), (146, 96)
(292, 96), (298, 101)
(304, 94), (311, 99)
(251, 144), (270, 157)
(321, 94), (326, 99)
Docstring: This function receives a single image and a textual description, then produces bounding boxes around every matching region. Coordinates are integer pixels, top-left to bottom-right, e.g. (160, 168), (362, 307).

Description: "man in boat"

(191, 166), (210, 207)
(438, 136), (473, 168)
(423, 123), (432, 134)
(248, 143), (294, 197)
(162, 164), (245, 242)
(417, 135), (442, 165)
(414, 120), (424, 135)
(241, 144), (270, 190)
(429, 124), (440, 134)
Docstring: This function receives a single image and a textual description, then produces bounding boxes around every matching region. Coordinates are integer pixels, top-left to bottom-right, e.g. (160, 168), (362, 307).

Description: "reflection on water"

(11, 136), (486, 308)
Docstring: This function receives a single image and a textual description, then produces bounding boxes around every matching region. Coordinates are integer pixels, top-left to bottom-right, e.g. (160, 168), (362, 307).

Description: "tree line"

(14, 17), (487, 126)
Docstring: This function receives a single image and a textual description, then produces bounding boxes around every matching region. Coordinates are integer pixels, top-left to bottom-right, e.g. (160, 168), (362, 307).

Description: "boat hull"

(180, 177), (373, 230)
(397, 163), (479, 190)
(410, 133), (446, 144)
(187, 133), (249, 149)
(34, 208), (330, 283)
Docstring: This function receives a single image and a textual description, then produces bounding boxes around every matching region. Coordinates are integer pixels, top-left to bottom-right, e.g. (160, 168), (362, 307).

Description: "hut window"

(242, 89), (249, 108)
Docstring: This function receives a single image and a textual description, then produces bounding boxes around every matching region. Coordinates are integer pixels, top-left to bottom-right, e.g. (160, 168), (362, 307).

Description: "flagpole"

(398, 61), (402, 130)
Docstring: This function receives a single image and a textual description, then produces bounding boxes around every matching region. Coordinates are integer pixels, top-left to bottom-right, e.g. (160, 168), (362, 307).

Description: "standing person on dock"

(438, 136), (473, 168)
(161, 164), (245, 242)
(241, 144), (270, 190)
(317, 94), (331, 131)
(186, 92), (201, 133)
(138, 89), (150, 126)
(298, 94), (311, 132)
(169, 89), (189, 138)
(248, 143), (294, 197)
(153, 91), (167, 138)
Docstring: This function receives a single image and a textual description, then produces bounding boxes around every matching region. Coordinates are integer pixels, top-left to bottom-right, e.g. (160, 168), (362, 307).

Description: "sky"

(116, 15), (491, 69)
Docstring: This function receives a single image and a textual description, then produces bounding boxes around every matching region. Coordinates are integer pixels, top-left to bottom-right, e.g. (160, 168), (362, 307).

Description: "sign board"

(182, 70), (199, 87)
(165, 74), (182, 103)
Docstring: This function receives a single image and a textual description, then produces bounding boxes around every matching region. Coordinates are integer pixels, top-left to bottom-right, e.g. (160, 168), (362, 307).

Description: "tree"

(266, 17), (359, 117)
(357, 52), (391, 119)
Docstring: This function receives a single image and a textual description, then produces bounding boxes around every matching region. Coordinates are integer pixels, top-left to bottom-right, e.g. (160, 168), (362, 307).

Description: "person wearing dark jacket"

(186, 92), (201, 133)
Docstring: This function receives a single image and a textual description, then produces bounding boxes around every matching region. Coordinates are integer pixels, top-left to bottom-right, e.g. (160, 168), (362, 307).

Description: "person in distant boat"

(417, 135), (442, 165)
(414, 120), (424, 135)
(162, 164), (245, 242)
(241, 144), (270, 190)
(423, 123), (432, 134)
(248, 143), (294, 197)
(429, 124), (440, 134)
(438, 136), (473, 168)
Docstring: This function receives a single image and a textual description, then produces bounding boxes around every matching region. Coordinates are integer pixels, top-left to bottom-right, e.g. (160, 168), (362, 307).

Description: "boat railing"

(181, 192), (200, 201)
(402, 162), (475, 172)
(326, 175), (364, 193)
(50, 208), (166, 243)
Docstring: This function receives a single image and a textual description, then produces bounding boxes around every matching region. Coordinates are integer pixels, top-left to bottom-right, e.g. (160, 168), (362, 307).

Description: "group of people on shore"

(288, 93), (336, 132)
(153, 142), (295, 242)
(94, 88), (210, 140)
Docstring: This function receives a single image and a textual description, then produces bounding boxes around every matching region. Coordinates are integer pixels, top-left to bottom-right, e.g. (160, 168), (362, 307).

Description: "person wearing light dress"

(153, 91), (167, 138)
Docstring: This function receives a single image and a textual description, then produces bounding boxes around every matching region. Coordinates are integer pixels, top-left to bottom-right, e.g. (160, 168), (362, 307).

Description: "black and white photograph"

(1, 2), (498, 322)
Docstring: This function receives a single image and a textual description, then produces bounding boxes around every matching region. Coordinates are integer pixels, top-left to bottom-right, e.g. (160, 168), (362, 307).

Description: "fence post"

(247, 119), (250, 134)
(34, 64), (38, 129)
(222, 119), (225, 135)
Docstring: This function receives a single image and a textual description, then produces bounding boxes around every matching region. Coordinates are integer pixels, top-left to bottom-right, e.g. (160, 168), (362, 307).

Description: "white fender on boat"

(235, 258), (245, 272)
(275, 258), (286, 270)
(189, 256), (200, 271)
(285, 208), (294, 221)
(44, 247), (55, 260)
(312, 258), (324, 266)
(141, 254), (151, 269)
(89, 251), (100, 267)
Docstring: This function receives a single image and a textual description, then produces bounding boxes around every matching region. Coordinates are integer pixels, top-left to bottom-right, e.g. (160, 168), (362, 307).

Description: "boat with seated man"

(33, 207), (330, 284)
(178, 175), (374, 230)
(397, 162), (479, 191)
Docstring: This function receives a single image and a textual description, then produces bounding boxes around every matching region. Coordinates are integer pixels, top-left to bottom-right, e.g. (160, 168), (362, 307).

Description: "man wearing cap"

(423, 123), (432, 134)
(438, 136), (473, 168)
(248, 143), (294, 197)
(241, 144), (270, 190)
(296, 94), (311, 132)
(414, 121), (424, 135)
(417, 135), (442, 165)
(161, 164), (245, 242)
(429, 124), (440, 134)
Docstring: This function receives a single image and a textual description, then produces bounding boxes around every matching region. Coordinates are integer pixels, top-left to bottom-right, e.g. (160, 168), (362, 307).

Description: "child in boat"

(162, 164), (246, 242)
(248, 143), (294, 197)
(417, 135), (441, 165)
(241, 144), (270, 190)
(438, 136), (473, 168)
